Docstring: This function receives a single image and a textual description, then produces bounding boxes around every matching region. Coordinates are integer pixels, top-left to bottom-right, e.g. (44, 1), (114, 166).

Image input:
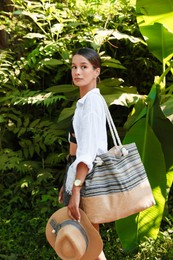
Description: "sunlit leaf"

(116, 117), (166, 251)
(24, 33), (46, 39)
(41, 58), (64, 66)
(136, 0), (173, 62)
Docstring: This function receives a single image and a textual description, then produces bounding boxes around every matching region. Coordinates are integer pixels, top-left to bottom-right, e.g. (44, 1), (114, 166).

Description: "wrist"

(72, 186), (82, 195)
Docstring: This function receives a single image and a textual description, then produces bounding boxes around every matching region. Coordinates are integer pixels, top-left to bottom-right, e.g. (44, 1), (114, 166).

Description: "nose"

(75, 67), (81, 75)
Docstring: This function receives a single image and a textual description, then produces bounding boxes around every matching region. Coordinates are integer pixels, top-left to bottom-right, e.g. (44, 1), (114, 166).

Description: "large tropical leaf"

(124, 83), (158, 130)
(150, 93), (173, 197)
(136, 0), (173, 62)
(136, 0), (173, 30)
(92, 29), (142, 49)
(99, 78), (138, 104)
(116, 117), (166, 251)
(116, 82), (173, 251)
(161, 95), (173, 123)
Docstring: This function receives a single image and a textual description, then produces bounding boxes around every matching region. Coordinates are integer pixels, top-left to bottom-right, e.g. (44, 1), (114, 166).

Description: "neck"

(80, 85), (96, 98)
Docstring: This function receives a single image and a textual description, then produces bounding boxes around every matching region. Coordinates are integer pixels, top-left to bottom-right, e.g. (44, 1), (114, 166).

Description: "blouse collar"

(77, 88), (100, 105)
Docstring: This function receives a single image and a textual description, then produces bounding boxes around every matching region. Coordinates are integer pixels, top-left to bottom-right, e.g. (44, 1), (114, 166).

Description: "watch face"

(74, 179), (82, 186)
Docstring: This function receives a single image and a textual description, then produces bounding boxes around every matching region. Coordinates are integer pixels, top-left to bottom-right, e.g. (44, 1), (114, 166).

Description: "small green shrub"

(0, 207), (172, 259)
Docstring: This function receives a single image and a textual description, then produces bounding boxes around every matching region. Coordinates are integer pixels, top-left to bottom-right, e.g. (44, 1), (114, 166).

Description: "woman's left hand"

(67, 187), (81, 222)
(58, 186), (63, 204)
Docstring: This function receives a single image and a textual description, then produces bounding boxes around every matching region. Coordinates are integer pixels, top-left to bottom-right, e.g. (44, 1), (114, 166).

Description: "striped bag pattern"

(81, 143), (147, 197)
(80, 95), (155, 224)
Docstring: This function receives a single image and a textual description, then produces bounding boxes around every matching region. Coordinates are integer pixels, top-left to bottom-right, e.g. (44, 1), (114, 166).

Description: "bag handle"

(101, 95), (129, 156)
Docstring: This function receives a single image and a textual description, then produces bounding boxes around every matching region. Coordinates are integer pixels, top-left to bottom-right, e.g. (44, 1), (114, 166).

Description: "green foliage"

(0, 0), (146, 176)
(136, 0), (173, 63)
(0, 209), (172, 259)
(0, 193), (59, 259)
(116, 0), (173, 252)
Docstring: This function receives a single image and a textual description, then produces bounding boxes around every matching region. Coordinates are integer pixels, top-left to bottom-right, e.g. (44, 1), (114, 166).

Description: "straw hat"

(46, 207), (103, 260)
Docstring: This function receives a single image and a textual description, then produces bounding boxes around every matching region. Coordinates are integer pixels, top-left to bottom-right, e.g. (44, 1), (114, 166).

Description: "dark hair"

(72, 48), (101, 69)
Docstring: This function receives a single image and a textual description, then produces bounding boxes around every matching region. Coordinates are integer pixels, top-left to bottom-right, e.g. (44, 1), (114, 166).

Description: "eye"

(81, 65), (87, 70)
(71, 65), (77, 69)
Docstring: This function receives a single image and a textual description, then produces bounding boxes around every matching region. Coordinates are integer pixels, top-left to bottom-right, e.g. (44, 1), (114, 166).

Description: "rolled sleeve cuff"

(71, 154), (94, 174)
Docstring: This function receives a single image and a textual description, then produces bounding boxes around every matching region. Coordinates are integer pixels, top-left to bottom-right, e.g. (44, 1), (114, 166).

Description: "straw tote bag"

(80, 96), (155, 224)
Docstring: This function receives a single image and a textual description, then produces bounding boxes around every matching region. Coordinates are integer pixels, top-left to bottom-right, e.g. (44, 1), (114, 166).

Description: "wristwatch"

(73, 179), (83, 187)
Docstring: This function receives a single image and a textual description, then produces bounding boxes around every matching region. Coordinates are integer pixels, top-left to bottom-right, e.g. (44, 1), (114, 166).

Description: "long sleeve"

(72, 89), (107, 173)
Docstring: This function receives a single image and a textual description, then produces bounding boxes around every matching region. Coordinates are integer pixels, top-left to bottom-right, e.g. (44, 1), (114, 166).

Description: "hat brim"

(46, 207), (103, 260)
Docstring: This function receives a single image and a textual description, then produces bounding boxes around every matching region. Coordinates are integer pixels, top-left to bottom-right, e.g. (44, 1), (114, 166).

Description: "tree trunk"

(0, 0), (13, 49)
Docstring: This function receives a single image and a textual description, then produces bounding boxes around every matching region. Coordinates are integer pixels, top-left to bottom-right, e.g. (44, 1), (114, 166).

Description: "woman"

(59, 48), (108, 260)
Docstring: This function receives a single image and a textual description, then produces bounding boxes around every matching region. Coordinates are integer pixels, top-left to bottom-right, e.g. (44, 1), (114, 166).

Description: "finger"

(67, 206), (81, 222)
(58, 196), (62, 203)
(67, 208), (76, 221)
(58, 193), (62, 203)
(76, 208), (81, 222)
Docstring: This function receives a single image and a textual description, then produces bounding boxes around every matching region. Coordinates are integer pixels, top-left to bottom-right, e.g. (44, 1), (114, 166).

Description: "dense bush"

(0, 205), (172, 259)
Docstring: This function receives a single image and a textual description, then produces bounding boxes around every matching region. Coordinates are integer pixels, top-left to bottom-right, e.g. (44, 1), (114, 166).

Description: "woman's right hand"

(67, 187), (81, 222)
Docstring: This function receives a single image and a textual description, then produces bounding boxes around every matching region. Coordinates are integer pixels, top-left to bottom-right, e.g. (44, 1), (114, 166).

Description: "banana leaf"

(136, 0), (173, 62)
(116, 117), (166, 251)
(161, 95), (173, 123)
(116, 83), (173, 251)
(150, 92), (173, 195)
(136, 0), (173, 30)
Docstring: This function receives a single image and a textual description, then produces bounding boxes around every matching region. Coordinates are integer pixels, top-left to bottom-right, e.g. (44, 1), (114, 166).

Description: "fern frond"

(12, 90), (66, 106)
(45, 152), (67, 166)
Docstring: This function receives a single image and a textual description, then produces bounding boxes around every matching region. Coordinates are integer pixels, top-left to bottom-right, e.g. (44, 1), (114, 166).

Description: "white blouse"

(72, 88), (108, 173)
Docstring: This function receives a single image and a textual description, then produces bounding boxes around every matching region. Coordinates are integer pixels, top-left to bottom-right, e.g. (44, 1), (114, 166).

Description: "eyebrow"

(71, 62), (88, 65)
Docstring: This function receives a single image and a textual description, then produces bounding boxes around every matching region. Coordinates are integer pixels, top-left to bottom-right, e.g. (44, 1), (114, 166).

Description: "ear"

(95, 68), (100, 77)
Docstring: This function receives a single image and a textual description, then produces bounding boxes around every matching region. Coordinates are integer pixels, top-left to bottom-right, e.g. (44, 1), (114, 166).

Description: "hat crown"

(55, 224), (87, 260)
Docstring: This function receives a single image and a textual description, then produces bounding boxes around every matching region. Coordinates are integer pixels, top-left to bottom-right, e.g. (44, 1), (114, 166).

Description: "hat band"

(50, 219), (89, 249)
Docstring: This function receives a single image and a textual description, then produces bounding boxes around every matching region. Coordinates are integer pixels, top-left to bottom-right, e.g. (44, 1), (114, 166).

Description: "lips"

(74, 78), (82, 82)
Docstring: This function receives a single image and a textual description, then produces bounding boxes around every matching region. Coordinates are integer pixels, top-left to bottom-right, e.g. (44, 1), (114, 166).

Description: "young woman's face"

(71, 54), (100, 88)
